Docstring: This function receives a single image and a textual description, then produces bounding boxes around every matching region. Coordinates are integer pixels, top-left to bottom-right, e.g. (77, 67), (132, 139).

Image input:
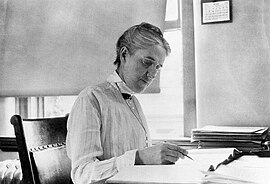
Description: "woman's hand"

(135, 143), (188, 165)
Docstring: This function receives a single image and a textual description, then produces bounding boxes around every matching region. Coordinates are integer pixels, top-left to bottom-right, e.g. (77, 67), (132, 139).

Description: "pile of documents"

(201, 154), (270, 184)
(191, 126), (269, 151)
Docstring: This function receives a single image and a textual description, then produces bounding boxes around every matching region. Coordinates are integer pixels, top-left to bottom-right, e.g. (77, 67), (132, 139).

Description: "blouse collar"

(107, 71), (135, 95)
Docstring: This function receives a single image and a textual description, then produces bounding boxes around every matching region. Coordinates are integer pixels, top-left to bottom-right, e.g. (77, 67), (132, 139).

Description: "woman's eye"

(142, 59), (153, 67)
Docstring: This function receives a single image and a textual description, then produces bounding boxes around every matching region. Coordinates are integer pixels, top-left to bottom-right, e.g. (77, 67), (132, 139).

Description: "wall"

(193, 0), (270, 127)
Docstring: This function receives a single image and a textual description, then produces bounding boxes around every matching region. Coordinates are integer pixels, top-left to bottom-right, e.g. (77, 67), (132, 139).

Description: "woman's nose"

(147, 67), (158, 80)
(149, 64), (159, 76)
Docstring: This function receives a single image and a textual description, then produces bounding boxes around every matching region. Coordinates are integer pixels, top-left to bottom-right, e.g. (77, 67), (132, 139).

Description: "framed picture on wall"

(201, 0), (232, 24)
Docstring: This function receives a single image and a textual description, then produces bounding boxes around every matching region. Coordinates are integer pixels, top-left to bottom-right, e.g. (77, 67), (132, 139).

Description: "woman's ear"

(119, 47), (129, 64)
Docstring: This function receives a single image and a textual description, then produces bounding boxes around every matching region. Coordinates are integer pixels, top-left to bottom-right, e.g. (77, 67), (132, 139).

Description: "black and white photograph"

(0, 0), (270, 183)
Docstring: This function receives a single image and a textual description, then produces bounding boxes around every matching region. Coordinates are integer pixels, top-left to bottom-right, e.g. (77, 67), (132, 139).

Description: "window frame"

(181, 0), (196, 137)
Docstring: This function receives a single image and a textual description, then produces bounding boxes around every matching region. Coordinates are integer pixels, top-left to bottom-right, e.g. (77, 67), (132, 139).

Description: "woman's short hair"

(114, 22), (171, 68)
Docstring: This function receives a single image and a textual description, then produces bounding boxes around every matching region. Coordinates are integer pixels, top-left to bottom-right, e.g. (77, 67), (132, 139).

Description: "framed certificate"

(201, 0), (232, 24)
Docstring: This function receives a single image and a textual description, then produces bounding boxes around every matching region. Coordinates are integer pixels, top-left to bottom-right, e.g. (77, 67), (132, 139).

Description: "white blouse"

(66, 72), (151, 183)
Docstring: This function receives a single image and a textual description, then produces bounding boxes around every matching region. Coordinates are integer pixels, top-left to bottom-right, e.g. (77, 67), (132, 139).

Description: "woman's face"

(119, 45), (166, 93)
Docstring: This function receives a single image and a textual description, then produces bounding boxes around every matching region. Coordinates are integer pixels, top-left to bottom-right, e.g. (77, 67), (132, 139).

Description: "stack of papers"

(191, 126), (269, 151)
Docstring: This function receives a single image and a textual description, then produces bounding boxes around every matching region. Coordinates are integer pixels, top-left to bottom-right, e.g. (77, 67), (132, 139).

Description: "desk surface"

(107, 165), (203, 184)
(107, 148), (270, 184)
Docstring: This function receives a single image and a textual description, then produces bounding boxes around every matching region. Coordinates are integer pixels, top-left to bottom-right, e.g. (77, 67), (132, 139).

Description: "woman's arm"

(66, 90), (136, 183)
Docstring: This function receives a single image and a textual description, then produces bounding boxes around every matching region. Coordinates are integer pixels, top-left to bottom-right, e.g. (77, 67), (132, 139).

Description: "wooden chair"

(10, 115), (72, 184)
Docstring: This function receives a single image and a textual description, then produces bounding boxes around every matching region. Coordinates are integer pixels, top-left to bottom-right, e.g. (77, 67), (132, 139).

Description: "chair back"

(10, 115), (71, 184)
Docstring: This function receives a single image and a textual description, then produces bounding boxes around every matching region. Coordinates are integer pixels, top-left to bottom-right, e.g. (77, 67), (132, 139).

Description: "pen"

(162, 141), (194, 161)
(183, 153), (194, 161)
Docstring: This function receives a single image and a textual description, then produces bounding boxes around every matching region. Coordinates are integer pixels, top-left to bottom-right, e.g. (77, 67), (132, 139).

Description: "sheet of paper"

(176, 148), (235, 171)
(203, 164), (270, 184)
(107, 148), (270, 184)
(229, 155), (270, 168)
(201, 155), (270, 184)
(107, 165), (204, 184)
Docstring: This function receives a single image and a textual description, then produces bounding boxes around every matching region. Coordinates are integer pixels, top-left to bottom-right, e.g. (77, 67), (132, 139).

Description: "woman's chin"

(137, 81), (151, 92)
